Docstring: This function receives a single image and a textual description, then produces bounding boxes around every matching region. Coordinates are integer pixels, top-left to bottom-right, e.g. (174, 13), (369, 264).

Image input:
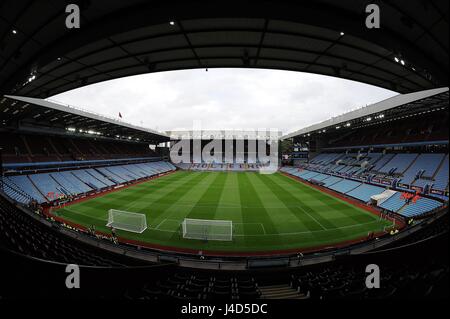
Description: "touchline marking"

(147, 220), (383, 236)
(260, 223), (267, 235)
(154, 218), (167, 230)
(296, 205), (327, 230)
(60, 208), (384, 236)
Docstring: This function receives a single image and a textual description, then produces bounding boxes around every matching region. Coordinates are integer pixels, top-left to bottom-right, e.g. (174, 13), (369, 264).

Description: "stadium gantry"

(0, 0), (448, 301)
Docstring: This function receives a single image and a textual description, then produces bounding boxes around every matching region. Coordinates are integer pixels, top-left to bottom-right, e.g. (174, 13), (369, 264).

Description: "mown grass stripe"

(255, 173), (335, 233)
(54, 171), (392, 252)
(237, 173), (279, 235)
(272, 173), (376, 224)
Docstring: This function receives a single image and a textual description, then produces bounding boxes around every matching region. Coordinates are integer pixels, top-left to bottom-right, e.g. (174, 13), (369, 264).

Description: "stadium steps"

(47, 137), (62, 159)
(20, 135), (33, 159)
(433, 155), (448, 180)
(395, 203), (409, 216)
(27, 175), (49, 201)
(403, 153), (420, 174)
(258, 284), (306, 299)
(69, 139), (83, 156)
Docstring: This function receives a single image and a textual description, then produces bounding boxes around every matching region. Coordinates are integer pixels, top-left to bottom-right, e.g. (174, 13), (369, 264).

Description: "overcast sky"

(51, 68), (398, 135)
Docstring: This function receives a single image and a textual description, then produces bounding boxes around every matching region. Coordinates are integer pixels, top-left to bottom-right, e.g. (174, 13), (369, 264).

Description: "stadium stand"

(0, 132), (159, 163)
(371, 153), (396, 172)
(282, 149), (447, 217)
(1, 191), (447, 300)
(377, 153), (418, 175)
(2, 161), (175, 205)
(378, 192), (408, 212)
(346, 184), (385, 202)
(322, 176), (343, 187)
(432, 155), (449, 192)
(72, 169), (108, 189)
(400, 153), (445, 187)
(0, 195), (145, 267)
(401, 198), (444, 218)
(5, 175), (48, 204)
(328, 179), (361, 194)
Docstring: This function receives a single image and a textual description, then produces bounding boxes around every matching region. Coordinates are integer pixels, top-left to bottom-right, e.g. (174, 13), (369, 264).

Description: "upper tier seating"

(0, 132), (158, 163)
(321, 110), (448, 149)
(432, 155), (449, 192)
(371, 154), (395, 172)
(378, 154), (418, 175)
(400, 154), (445, 186)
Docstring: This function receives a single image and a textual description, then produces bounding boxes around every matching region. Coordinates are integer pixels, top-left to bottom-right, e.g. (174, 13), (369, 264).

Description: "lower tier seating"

(281, 167), (444, 218)
(1, 161), (176, 205)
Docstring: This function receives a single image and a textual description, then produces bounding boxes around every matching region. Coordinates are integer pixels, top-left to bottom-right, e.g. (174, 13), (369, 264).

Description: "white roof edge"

(4, 95), (169, 138)
(281, 87), (449, 140)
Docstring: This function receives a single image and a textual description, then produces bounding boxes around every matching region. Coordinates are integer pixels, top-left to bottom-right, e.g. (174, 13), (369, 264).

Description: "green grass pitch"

(55, 171), (392, 253)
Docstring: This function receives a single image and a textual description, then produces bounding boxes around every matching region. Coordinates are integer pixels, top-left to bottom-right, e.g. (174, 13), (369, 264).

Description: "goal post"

(181, 218), (233, 241)
(106, 209), (147, 233)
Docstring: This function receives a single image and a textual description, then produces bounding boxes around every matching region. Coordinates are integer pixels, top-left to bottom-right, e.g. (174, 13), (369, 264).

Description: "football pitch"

(55, 171), (392, 254)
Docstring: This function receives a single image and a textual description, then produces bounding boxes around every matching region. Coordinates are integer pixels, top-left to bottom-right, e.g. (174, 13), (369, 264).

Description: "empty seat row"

(3, 161), (176, 205)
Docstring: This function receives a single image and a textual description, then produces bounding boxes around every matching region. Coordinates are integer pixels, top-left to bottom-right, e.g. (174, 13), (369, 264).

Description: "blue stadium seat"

(71, 170), (106, 189)
(6, 175), (48, 203)
(328, 179), (361, 194)
(432, 155), (449, 192)
(29, 173), (70, 200)
(378, 192), (405, 212)
(378, 154), (418, 175)
(346, 184), (385, 202)
(399, 198), (443, 218)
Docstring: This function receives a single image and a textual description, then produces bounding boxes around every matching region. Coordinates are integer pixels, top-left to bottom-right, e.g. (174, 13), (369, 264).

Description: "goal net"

(181, 218), (233, 241)
(106, 209), (147, 233)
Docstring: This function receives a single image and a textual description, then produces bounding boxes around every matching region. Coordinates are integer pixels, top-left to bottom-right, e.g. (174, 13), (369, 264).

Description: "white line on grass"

(154, 218), (167, 230)
(260, 223), (267, 235)
(147, 219), (383, 236)
(296, 205), (327, 230)
(61, 208), (385, 237)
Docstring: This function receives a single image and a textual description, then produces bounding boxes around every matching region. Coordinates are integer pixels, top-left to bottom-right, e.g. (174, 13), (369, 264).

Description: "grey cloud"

(52, 68), (397, 134)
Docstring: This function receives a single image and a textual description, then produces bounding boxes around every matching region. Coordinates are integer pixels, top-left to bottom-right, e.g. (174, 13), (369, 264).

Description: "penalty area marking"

(146, 219), (384, 237)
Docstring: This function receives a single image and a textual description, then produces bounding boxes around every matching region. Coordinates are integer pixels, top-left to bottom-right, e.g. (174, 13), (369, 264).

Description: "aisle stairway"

(259, 284), (308, 299)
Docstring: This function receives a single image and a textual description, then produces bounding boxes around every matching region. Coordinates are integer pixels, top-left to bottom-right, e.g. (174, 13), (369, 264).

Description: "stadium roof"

(0, 0), (448, 98)
(0, 95), (169, 143)
(282, 87), (449, 139)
